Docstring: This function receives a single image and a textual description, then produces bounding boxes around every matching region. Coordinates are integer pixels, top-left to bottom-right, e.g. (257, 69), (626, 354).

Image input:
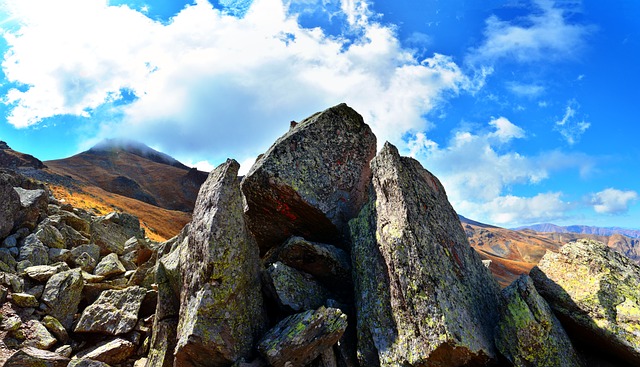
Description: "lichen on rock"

(350, 142), (502, 366)
(530, 239), (640, 365)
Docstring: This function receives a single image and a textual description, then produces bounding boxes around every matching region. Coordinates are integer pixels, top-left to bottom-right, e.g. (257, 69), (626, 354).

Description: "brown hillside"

(50, 184), (191, 242)
(45, 145), (208, 212)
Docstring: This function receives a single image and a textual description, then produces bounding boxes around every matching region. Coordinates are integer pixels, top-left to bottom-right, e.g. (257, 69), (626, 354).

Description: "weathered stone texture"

(350, 142), (502, 366)
(495, 275), (581, 367)
(174, 159), (265, 367)
(242, 103), (376, 252)
(531, 239), (640, 365)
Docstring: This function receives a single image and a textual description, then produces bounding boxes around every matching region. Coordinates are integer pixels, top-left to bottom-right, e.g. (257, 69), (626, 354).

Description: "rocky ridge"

(2, 103), (639, 367)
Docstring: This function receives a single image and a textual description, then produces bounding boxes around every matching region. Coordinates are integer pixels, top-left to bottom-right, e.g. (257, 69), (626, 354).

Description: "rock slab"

(75, 285), (147, 335)
(242, 103), (376, 252)
(495, 275), (581, 367)
(530, 239), (640, 365)
(41, 268), (84, 329)
(349, 142), (502, 366)
(258, 306), (347, 367)
(174, 159), (266, 366)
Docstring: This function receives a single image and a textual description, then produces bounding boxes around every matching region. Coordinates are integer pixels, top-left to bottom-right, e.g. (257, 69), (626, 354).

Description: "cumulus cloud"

(591, 188), (638, 215)
(0, 0), (478, 163)
(457, 192), (570, 225)
(406, 117), (593, 225)
(468, 0), (592, 65)
(555, 99), (590, 145)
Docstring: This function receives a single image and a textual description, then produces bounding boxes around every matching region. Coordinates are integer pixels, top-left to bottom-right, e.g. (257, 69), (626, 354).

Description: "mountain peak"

(88, 138), (189, 170)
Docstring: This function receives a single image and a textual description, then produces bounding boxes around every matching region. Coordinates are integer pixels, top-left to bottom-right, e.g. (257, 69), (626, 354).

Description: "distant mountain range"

(515, 223), (640, 239)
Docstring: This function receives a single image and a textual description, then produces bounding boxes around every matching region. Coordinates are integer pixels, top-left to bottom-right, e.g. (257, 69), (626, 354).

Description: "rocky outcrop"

(530, 239), (640, 365)
(495, 275), (581, 366)
(257, 307), (347, 367)
(242, 103), (376, 252)
(174, 159), (266, 367)
(0, 170), (159, 367)
(350, 142), (502, 366)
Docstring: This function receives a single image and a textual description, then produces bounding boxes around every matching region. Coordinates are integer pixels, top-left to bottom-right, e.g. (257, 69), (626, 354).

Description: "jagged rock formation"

(350, 142), (503, 366)
(242, 103), (376, 252)
(494, 275), (581, 366)
(174, 159), (266, 366)
(530, 239), (640, 365)
(4, 103), (638, 367)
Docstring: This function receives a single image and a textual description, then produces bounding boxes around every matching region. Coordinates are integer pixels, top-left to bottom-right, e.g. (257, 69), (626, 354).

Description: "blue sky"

(0, 0), (638, 229)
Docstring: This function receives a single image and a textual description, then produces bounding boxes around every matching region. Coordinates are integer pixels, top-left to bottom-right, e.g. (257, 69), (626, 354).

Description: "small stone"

(42, 315), (69, 343)
(4, 346), (69, 367)
(23, 319), (57, 350)
(1, 314), (22, 332)
(55, 344), (73, 358)
(74, 338), (136, 365)
(11, 292), (39, 308)
(75, 252), (97, 273)
(18, 234), (49, 266)
(258, 307), (347, 367)
(94, 253), (126, 278)
(24, 262), (70, 282)
(67, 358), (112, 367)
(75, 286), (147, 335)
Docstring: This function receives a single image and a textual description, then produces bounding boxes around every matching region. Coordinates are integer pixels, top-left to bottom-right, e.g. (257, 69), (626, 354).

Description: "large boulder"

(174, 159), (266, 367)
(242, 103), (376, 252)
(530, 239), (640, 364)
(13, 187), (48, 230)
(349, 142), (502, 366)
(495, 275), (581, 367)
(75, 286), (147, 335)
(41, 268), (84, 329)
(257, 306), (347, 367)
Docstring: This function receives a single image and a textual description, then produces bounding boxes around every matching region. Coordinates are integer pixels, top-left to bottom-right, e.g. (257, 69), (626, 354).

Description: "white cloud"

(591, 188), (638, 214)
(506, 82), (545, 98)
(406, 117), (594, 225)
(457, 192), (570, 225)
(555, 99), (590, 145)
(0, 0), (476, 160)
(468, 0), (591, 64)
(489, 116), (525, 142)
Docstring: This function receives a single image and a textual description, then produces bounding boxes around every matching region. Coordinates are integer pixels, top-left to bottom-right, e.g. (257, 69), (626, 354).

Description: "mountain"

(0, 139), (205, 241)
(89, 138), (190, 170)
(0, 140), (46, 170)
(460, 215), (564, 287)
(516, 223), (640, 239)
(463, 216), (640, 287)
(45, 139), (208, 212)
